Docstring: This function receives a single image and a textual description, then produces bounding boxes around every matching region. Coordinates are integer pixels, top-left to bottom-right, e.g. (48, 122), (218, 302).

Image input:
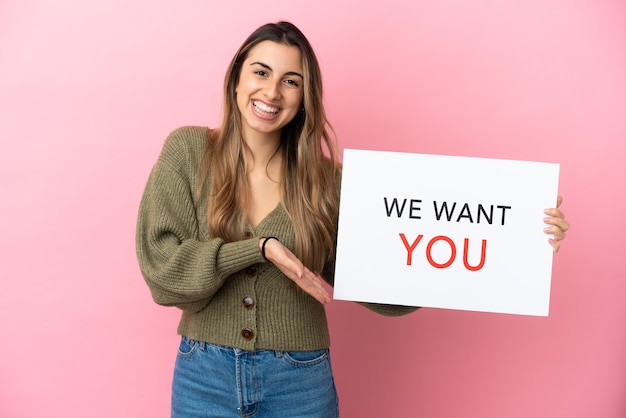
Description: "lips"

(252, 100), (280, 116)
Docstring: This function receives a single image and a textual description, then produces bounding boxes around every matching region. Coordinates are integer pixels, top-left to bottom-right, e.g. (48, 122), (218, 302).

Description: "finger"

(543, 207), (565, 219)
(548, 238), (561, 254)
(292, 265), (304, 280)
(556, 195), (563, 208)
(292, 270), (331, 304)
(544, 216), (570, 233)
(306, 274), (331, 304)
(313, 287), (331, 305)
(545, 226), (566, 241)
(302, 282), (330, 305)
(265, 244), (331, 304)
(543, 221), (568, 237)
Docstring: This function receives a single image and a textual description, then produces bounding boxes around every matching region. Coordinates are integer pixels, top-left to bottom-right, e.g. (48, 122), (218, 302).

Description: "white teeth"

(253, 101), (279, 114)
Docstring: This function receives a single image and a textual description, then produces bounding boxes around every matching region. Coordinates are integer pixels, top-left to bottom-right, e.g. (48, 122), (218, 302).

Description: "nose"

(263, 80), (281, 100)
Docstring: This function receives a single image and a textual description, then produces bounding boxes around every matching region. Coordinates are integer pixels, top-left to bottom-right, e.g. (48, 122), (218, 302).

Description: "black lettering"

(409, 199), (422, 219)
(456, 203), (474, 223)
(433, 201), (457, 221)
(384, 197), (407, 218)
(477, 204), (493, 224)
(497, 205), (512, 225)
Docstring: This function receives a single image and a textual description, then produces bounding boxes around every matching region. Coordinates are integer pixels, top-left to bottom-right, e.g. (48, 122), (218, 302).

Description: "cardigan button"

(244, 231), (252, 239)
(241, 328), (254, 340)
(245, 266), (257, 277)
(242, 296), (255, 309)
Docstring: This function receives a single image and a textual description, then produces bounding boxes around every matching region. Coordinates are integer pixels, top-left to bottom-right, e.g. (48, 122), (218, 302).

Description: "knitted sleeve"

(358, 302), (420, 316)
(136, 127), (265, 312)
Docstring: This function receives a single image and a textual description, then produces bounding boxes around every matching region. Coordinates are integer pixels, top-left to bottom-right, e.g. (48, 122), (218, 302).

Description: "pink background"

(1, 1), (625, 417)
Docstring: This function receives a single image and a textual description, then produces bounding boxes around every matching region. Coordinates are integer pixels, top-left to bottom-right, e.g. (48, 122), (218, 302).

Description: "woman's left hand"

(544, 196), (570, 253)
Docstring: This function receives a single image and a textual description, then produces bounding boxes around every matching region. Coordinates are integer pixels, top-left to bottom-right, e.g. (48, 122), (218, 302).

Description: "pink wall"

(1, 1), (625, 417)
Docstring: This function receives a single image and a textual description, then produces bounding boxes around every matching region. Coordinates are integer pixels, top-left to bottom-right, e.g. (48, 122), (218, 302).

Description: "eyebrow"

(250, 61), (303, 79)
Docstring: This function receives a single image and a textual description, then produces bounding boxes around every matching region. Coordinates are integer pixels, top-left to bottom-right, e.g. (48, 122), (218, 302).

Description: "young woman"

(136, 21), (570, 417)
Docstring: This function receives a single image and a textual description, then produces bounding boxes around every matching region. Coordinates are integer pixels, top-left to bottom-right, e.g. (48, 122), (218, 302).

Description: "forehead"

(245, 41), (303, 73)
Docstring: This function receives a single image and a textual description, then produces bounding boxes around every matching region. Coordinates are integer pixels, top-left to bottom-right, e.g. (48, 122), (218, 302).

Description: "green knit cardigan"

(136, 126), (418, 352)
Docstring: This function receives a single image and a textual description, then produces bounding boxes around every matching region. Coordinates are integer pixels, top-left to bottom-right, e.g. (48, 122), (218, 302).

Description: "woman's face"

(235, 41), (304, 142)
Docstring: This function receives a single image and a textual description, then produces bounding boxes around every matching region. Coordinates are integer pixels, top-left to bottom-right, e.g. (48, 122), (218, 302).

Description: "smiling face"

(235, 41), (304, 143)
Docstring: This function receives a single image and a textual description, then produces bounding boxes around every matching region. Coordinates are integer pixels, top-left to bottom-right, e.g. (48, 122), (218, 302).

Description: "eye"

(254, 70), (268, 77)
(284, 78), (300, 88)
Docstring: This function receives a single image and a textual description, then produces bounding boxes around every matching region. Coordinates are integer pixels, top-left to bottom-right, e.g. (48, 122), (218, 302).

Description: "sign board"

(333, 149), (560, 316)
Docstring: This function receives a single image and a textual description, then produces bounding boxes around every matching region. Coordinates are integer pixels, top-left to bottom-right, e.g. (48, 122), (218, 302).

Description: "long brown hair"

(198, 21), (340, 273)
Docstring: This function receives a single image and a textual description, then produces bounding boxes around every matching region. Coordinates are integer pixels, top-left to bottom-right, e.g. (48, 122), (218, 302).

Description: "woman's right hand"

(260, 238), (331, 305)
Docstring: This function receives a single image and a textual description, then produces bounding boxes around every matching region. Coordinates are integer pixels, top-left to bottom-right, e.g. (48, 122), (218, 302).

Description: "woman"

(136, 21), (570, 417)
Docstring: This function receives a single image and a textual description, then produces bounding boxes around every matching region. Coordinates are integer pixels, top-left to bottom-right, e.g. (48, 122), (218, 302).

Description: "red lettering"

(463, 238), (487, 271)
(426, 235), (456, 269)
(400, 233), (487, 271)
(399, 233), (424, 266)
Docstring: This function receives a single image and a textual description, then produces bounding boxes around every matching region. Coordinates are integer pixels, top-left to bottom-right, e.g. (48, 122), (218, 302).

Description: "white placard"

(333, 149), (560, 316)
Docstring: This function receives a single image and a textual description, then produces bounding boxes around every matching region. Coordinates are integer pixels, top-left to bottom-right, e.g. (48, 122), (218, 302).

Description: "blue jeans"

(172, 336), (339, 417)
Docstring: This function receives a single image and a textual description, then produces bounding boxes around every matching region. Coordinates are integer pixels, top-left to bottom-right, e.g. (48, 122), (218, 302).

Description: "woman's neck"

(243, 132), (282, 174)
(242, 132), (284, 227)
